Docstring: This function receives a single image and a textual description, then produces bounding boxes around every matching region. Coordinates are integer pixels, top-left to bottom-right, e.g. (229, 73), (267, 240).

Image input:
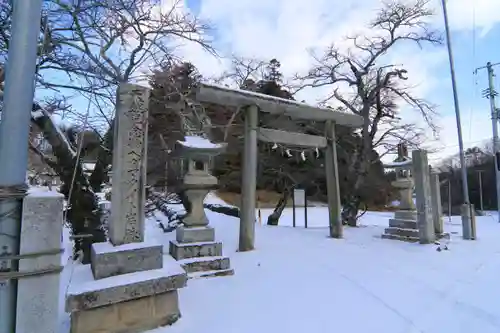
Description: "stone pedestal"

(170, 226), (232, 279)
(66, 256), (186, 333)
(382, 210), (420, 242)
(65, 83), (187, 333)
(16, 191), (64, 333)
(382, 178), (420, 242)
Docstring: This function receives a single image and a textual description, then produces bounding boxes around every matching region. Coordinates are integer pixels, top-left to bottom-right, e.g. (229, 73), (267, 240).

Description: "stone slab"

(384, 227), (419, 238)
(169, 240), (222, 260)
(176, 226), (215, 243)
(188, 268), (235, 280)
(17, 191), (64, 333)
(381, 234), (419, 243)
(389, 218), (418, 230)
(90, 241), (163, 280)
(66, 257), (186, 312)
(394, 210), (417, 221)
(70, 290), (180, 333)
(179, 256), (230, 273)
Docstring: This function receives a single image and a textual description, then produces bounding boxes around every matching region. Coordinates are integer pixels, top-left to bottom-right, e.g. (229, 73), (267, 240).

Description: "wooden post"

(239, 105), (258, 251)
(325, 121), (342, 238)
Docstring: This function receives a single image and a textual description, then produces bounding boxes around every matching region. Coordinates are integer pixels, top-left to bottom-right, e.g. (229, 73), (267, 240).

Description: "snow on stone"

(27, 187), (63, 198)
(66, 256), (185, 296)
(58, 193), (500, 333)
(31, 110), (44, 119)
(177, 135), (225, 149)
(91, 240), (162, 255)
(384, 157), (412, 168)
(200, 82), (355, 115)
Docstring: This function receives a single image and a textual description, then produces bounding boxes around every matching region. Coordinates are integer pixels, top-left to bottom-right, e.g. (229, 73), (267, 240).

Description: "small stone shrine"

(65, 83), (187, 333)
(382, 143), (420, 242)
(169, 135), (234, 279)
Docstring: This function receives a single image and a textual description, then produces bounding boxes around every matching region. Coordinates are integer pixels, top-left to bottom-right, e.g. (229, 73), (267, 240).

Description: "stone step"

(389, 218), (418, 230)
(394, 210), (417, 220)
(169, 240), (223, 260)
(188, 268), (235, 280)
(381, 234), (419, 243)
(179, 256), (230, 273)
(384, 227), (419, 238)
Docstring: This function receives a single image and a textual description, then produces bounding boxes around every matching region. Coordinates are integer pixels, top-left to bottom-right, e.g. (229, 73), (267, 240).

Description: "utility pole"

(441, 0), (473, 239)
(448, 179), (452, 222)
(476, 170), (484, 213)
(476, 61), (500, 221)
(0, 1), (43, 333)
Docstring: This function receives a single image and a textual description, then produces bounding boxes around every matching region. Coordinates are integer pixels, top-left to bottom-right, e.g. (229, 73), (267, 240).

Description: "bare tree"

(0, 0), (214, 263)
(296, 0), (442, 226)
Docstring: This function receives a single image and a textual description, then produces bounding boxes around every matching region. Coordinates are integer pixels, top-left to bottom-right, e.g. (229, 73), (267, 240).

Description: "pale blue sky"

(44, 0), (500, 164)
(182, 0), (500, 163)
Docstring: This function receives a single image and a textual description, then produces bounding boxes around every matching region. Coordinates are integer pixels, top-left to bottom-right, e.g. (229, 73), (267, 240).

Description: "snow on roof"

(195, 82), (364, 126)
(82, 163), (96, 171)
(383, 157), (412, 168)
(177, 136), (226, 149)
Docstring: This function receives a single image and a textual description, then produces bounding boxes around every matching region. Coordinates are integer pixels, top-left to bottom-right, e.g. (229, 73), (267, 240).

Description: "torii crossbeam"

(194, 83), (364, 251)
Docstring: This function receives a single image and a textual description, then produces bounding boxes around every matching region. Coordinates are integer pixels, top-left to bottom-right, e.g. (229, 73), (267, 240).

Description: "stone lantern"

(175, 136), (227, 227)
(169, 135), (234, 278)
(391, 165), (415, 211)
(381, 144), (419, 242)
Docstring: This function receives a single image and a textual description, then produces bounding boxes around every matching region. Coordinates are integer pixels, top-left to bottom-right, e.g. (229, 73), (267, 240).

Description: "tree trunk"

(31, 109), (106, 264)
(89, 123), (114, 192)
(341, 153), (370, 227)
(267, 188), (291, 226)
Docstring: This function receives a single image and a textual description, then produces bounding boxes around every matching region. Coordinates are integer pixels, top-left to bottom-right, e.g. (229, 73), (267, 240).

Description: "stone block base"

(179, 256), (230, 273)
(381, 233), (419, 243)
(170, 226), (234, 279)
(169, 240), (222, 260)
(389, 218), (418, 229)
(70, 290), (180, 333)
(91, 241), (163, 279)
(382, 226), (419, 243)
(66, 257), (187, 333)
(176, 226), (214, 243)
(394, 210), (417, 221)
(189, 268), (235, 280)
(384, 227), (419, 238)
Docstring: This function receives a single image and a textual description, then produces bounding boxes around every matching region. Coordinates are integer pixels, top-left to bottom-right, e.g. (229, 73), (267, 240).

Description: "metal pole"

(486, 62), (500, 221)
(0, 1), (43, 332)
(441, 0), (472, 239)
(448, 179), (452, 222)
(238, 105), (258, 251)
(477, 170), (484, 212)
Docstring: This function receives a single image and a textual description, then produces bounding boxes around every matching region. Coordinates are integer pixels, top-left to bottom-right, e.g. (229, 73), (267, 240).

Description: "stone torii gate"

(194, 83), (364, 251)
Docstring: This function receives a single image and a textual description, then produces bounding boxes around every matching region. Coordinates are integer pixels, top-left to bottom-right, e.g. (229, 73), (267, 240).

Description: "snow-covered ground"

(59, 194), (500, 333)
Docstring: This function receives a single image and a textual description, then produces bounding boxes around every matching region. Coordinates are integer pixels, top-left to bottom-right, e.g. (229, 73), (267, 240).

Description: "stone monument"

(15, 190), (64, 333)
(382, 143), (420, 242)
(429, 167), (444, 236)
(169, 135), (234, 278)
(412, 150), (435, 244)
(65, 83), (187, 333)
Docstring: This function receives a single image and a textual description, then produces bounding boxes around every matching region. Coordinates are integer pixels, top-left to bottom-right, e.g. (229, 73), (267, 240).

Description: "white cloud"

(156, 0), (500, 163)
